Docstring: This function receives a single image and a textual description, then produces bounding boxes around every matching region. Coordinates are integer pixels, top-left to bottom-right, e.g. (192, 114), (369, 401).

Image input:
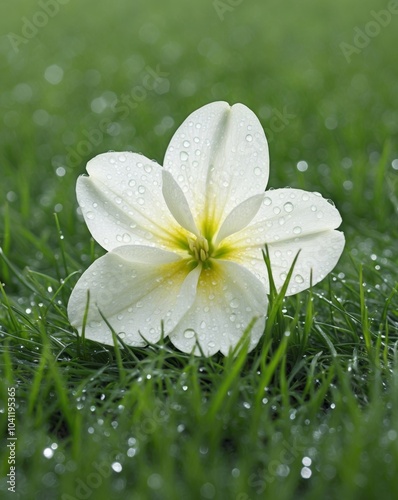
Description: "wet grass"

(1, 0), (398, 499)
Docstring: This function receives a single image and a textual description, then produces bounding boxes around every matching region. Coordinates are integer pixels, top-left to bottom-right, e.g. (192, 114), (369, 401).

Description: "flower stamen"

(188, 235), (210, 262)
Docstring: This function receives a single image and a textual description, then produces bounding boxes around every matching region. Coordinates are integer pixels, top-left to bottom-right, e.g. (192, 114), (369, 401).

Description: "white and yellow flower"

(67, 101), (344, 356)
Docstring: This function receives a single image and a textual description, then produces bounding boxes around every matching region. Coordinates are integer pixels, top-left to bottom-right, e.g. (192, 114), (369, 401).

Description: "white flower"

(67, 101), (344, 356)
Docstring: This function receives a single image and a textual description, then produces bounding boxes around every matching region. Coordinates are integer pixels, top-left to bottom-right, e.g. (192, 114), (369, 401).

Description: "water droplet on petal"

(86, 211), (95, 220)
(183, 140), (190, 148)
(230, 298), (239, 309)
(284, 202), (294, 213)
(293, 226), (302, 234)
(295, 274), (304, 284)
(246, 134), (253, 142)
(273, 207), (281, 215)
(180, 151), (189, 161)
(184, 329), (195, 339)
(118, 154), (126, 162)
(263, 197), (272, 206)
(254, 167), (261, 176)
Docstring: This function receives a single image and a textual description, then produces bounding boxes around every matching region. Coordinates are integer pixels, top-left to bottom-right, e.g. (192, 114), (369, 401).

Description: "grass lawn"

(1, 0), (398, 498)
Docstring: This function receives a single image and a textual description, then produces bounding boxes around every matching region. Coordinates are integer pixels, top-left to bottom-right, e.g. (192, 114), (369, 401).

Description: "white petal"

(169, 260), (267, 356)
(222, 189), (345, 295)
(67, 246), (200, 346)
(77, 152), (184, 251)
(163, 102), (269, 234)
(162, 170), (199, 235)
(266, 230), (345, 295)
(215, 193), (264, 245)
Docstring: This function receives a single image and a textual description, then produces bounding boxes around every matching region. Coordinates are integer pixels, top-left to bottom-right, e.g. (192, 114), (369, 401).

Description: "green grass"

(1, 0), (398, 498)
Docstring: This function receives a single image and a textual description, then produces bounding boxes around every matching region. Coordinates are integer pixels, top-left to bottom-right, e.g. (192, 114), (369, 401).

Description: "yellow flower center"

(188, 235), (210, 262)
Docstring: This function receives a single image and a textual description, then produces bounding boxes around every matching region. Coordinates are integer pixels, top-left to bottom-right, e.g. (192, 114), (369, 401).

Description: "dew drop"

(144, 164), (152, 173)
(128, 179), (136, 187)
(180, 151), (189, 161)
(138, 185), (146, 194)
(122, 233), (131, 243)
(208, 341), (216, 348)
(273, 207), (281, 215)
(254, 167), (261, 176)
(311, 205), (317, 212)
(302, 193), (309, 201)
(246, 134), (253, 142)
(118, 154), (126, 162)
(230, 298), (239, 309)
(263, 197), (272, 206)
(86, 211), (95, 220)
(184, 329), (195, 339)
(293, 226), (302, 234)
(284, 202), (294, 213)
(183, 140), (190, 148)
(316, 211), (324, 219)
(295, 274), (304, 284)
